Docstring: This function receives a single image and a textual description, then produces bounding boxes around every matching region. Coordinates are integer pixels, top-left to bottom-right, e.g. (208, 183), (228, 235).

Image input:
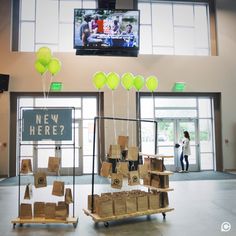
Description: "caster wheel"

(104, 222), (109, 227)
(162, 213), (166, 219)
(73, 218), (78, 228)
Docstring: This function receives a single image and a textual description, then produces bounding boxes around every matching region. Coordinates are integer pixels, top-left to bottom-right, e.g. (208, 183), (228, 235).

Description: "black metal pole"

(91, 116), (97, 213)
(73, 107), (75, 217)
(154, 120), (157, 154)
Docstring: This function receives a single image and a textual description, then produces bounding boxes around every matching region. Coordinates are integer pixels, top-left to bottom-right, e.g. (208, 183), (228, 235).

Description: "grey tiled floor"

(0, 179), (236, 236)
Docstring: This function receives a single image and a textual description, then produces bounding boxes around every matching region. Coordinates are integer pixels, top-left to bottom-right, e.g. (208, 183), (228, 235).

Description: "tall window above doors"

(138, 0), (217, 56)
(15, 0), (97, 52)
(14, 0), (217, 55)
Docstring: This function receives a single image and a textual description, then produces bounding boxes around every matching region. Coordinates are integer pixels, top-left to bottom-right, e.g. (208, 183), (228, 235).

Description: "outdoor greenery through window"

(17, 0), (213, 56)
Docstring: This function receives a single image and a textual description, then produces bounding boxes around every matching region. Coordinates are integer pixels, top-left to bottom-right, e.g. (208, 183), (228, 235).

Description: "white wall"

(0, 0), (236, 175)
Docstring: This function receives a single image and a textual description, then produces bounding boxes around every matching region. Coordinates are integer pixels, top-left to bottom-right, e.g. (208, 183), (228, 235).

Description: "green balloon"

(121, 73), (134, 91)
(106, 72), (120, 90)
(35, 60), (47, 75)
(48, 58), (61, 76)
(146, 76), (158, 92)
(134, 75), (145, 91)
(36, 47), (52, 66)
(92, 71), (107, 90)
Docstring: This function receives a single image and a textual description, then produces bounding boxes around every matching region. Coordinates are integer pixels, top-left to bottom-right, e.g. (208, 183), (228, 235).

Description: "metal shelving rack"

(11, 106), (78, 228)
(83, 116), (174, 226)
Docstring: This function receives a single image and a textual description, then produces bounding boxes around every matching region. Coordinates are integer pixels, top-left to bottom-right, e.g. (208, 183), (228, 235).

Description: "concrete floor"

(0, 179), (236, 236)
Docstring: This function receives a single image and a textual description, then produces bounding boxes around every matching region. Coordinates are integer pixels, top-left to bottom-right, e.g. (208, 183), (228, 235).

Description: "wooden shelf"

(142, 185), (174, 192)
(140, 153), (174, 159)
(11, 217), (78, 228)
(149, 170), (174, 175)
(83, 207), (174, 223)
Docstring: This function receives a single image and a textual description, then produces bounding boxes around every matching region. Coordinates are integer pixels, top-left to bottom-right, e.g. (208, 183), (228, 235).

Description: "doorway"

(139, 94), (218, 171)
(10, 93), (102, 177)
(157, 118), (199, 171)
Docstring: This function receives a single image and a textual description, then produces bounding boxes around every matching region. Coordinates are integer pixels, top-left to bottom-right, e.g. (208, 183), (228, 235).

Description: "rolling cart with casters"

(83, 116), (175, 227)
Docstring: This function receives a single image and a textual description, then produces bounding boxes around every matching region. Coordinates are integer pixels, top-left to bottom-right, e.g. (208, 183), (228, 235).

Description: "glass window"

(198, 98), (212, 118)
(173, 4), (194, 27)
(20, 22), (35, 51)
(141, 122), (155, 154)
(155, 98), (197, 108)
(152, 3), (173, 46)
(138, 1), (212, 56)
(195, 5), (209, 49)
(59, 23), (74, 51)
(200, 153), (214, 170)
(19, 0), (96, 52)
(59, 1), (82, 22)
(18, 97), (34, 107)
(174, 27), (195, 55)
(139, 3), (151, 24)
(21, 0), (35, 21)
(199, 119), (213, 152)
(35, 0), (59, 44)
(140, 97), (154, 118)
(140, 25), (152, 54)
(156, 109), (197, 118)
(18, 0), (213, 55)
(153, 46), (174, 55)
(82, 0), (96, 8)
(82, 98), (97, 119)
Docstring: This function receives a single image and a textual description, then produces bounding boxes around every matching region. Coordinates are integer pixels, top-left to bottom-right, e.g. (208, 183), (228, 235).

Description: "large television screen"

(73, 9), (140, 53)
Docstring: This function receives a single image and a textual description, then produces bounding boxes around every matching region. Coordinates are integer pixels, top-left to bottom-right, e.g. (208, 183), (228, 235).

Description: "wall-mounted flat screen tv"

(73, 9), (140, 56)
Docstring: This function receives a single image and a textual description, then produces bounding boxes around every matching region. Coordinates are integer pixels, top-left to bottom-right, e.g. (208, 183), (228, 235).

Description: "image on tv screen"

(74, 9), (140, 50)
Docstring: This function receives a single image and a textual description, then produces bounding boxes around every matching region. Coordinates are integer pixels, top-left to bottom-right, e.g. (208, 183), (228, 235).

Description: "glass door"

(157, 119), (200, 171)
(176, 119), (199, 171)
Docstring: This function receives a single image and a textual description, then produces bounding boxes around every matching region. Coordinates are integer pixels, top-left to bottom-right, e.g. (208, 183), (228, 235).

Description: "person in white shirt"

(179, 131), (191, 173)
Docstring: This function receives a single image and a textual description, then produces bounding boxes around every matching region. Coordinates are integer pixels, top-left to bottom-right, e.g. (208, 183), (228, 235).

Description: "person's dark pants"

(180, 152), (189, 171)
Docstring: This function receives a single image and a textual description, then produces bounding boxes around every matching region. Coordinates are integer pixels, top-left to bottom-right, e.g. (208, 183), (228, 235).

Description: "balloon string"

(137, 91), (141, 150)
(98, 91), (102, 164)
(41, 73), (47, 108)
(112, 90), (117, 142)
(46, 75), (53, 99)
(126, 91), (130, 136)
(152, 92), (156, 154)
